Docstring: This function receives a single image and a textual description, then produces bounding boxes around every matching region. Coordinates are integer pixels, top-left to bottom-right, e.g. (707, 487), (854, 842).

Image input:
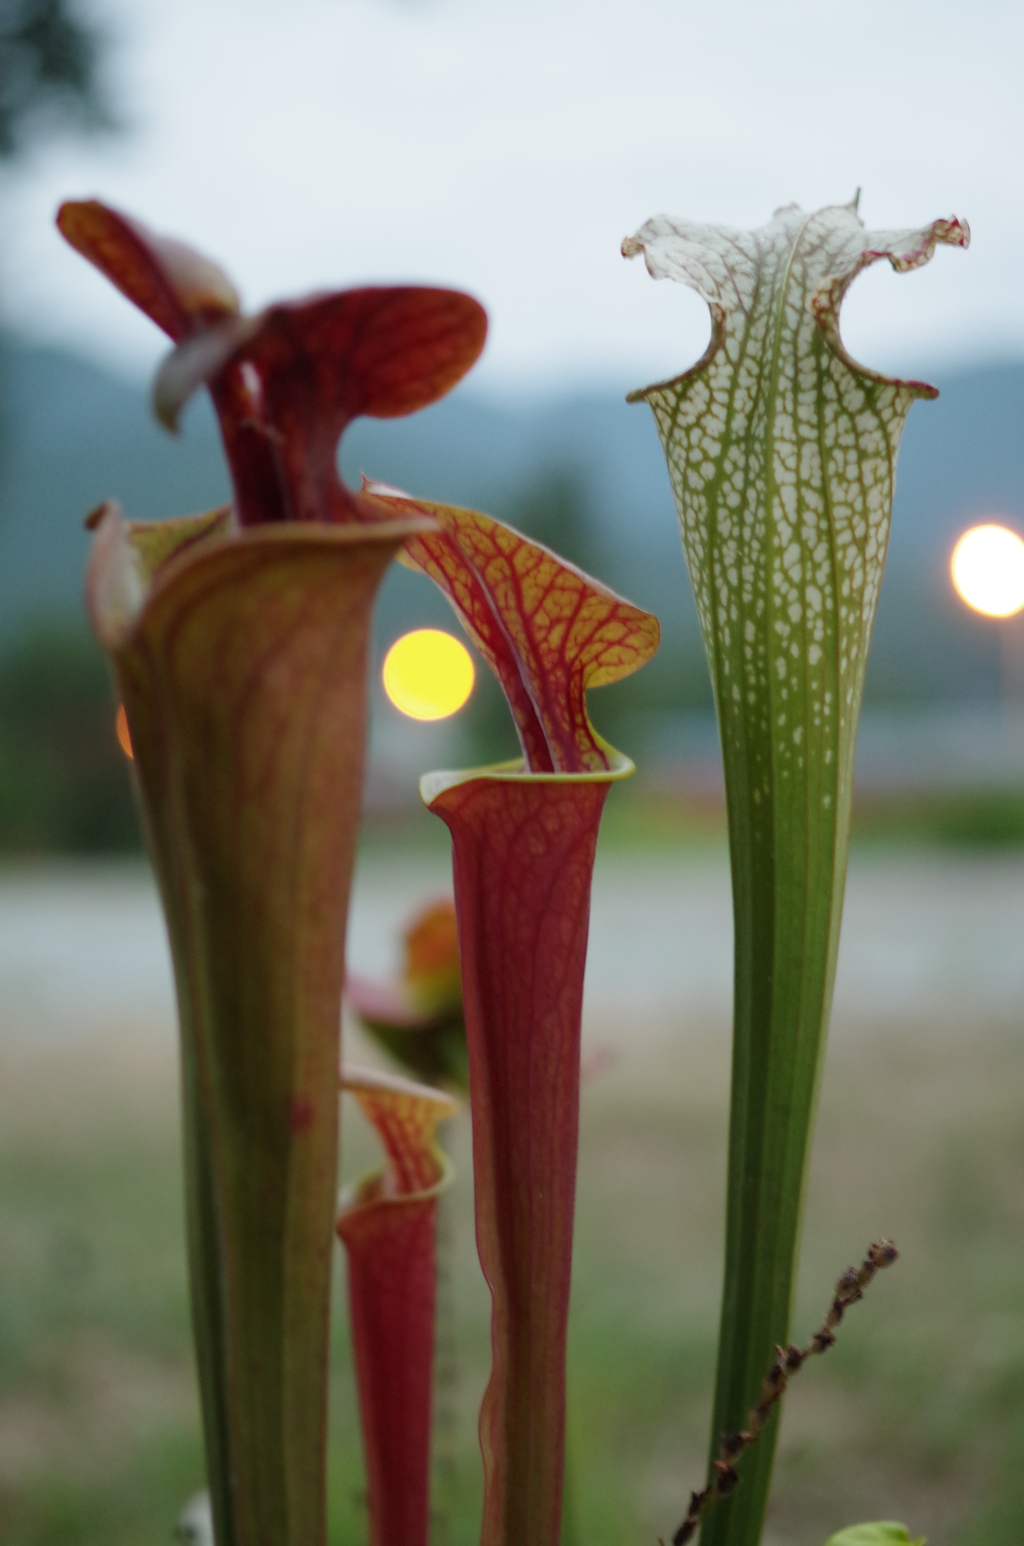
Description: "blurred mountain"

(0, 339), (231, 638)
(2, 337), (1023, 713)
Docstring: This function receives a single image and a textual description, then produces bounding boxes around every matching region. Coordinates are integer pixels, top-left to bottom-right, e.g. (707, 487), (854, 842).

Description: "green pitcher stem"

(700, 753), (852, 1546)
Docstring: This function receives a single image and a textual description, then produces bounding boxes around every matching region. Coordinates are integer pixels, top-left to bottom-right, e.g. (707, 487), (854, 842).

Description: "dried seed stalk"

(668, 1240), (899, 1546)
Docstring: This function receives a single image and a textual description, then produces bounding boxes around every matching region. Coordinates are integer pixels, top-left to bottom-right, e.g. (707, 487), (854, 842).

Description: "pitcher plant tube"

(336, 1066), (457, 1546)
(364, 488), (660, 1546)
(623, 195), (968, 1546)
(58, 199), (485, 1546)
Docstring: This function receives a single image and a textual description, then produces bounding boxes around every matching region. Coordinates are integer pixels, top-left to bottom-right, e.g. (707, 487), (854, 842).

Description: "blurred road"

(0, 847), (1022, 1050)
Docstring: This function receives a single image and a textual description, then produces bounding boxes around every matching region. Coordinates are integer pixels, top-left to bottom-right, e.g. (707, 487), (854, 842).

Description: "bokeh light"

(951, 524), (1024, 618)
(382, 630), (475, 721)
(115, 703), (134, 759)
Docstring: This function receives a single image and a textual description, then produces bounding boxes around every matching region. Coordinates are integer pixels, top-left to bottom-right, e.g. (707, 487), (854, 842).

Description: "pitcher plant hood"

(57, 198), (486, 525)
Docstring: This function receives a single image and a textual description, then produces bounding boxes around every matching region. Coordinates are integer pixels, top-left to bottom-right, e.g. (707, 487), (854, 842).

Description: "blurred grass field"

(1, 973), (1023, 1545)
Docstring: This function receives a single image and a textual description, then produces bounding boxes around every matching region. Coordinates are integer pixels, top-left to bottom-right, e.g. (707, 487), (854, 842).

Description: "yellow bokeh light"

(382, 629), (475, 720)
(951, 524), (1024, 618)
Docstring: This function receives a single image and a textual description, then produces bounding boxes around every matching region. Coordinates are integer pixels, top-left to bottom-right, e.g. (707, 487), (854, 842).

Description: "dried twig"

(666, 1239), (899, 1546)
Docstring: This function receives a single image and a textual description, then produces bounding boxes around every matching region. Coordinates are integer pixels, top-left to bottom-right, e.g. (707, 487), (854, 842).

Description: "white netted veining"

(623, 198), (969, 808)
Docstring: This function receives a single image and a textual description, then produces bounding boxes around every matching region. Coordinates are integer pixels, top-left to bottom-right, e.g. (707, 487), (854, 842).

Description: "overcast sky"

(2, 0), (1020, 396)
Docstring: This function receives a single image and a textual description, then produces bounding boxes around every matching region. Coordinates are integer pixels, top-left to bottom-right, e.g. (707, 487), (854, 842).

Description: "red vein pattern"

(391, 495), (659, 772)
(337, 1069), (457, 1546)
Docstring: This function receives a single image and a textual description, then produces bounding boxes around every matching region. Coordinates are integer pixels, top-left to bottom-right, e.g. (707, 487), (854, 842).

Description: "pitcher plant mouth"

(58, 198), (487, 1546)
(419, 741), (635, 802)
(622, 194), (968, 1546)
